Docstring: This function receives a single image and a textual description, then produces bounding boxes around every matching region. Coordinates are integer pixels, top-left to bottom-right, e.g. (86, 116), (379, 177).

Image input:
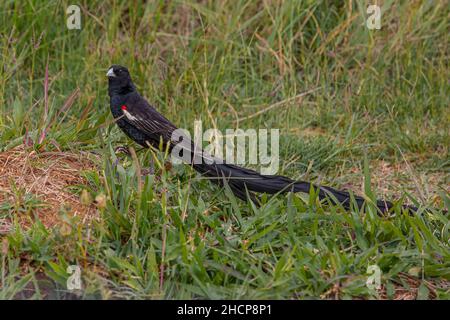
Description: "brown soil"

(0, 146), (99, 230)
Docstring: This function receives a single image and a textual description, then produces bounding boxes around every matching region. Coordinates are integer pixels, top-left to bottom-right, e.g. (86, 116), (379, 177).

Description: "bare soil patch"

(0, 146), (99, 229)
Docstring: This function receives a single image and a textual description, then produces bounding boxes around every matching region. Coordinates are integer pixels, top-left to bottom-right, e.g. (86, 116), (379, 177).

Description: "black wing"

(122, 93), (178, 144)
(121, 93), (213, 163)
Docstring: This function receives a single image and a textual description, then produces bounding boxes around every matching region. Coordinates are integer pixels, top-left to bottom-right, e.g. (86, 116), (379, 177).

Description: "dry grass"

(0, 146), (99, 229)
(343, 160), (449, 206)
(370, 160), (448, 201)
(320, 272), (450, 300)
(378, 273), (450, 300)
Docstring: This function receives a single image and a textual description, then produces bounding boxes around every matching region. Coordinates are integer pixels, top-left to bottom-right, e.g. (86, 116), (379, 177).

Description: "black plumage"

(107, 65), (416, 213)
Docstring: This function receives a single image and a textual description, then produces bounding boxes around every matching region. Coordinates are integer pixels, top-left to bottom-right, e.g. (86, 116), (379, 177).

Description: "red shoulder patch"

(121, 105), (127, 110)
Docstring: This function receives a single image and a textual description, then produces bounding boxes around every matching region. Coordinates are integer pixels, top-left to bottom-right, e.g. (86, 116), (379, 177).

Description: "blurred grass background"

(0, 0), (448, 299)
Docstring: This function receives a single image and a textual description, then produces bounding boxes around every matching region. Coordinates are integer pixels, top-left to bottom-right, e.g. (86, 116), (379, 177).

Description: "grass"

(0, 0), (449, 299)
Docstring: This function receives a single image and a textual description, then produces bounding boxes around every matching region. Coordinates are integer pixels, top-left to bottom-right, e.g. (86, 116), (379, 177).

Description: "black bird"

(107, 64), (415, 213)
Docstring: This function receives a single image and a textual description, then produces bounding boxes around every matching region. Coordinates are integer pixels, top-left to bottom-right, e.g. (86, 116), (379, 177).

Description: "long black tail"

(193, 162), (417, 213)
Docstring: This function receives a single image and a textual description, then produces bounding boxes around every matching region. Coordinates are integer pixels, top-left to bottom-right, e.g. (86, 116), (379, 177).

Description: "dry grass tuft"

(0, 146), (99, 229)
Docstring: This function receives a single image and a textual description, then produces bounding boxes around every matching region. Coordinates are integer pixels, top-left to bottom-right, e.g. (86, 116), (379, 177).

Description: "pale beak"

(106, 68), (116, 77)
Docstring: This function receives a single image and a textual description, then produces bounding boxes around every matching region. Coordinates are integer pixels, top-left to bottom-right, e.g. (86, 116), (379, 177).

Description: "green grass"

(0, 0), (449, 299)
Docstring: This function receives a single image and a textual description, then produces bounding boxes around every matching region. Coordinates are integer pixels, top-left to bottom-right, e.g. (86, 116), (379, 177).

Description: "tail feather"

(193, 162), (416, 213)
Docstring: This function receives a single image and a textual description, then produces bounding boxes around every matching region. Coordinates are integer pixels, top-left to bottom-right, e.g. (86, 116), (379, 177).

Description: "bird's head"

(106, 65), (135, 95)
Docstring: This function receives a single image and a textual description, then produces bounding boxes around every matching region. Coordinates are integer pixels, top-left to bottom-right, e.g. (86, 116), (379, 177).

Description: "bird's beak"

(106, 68), (116, 77)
